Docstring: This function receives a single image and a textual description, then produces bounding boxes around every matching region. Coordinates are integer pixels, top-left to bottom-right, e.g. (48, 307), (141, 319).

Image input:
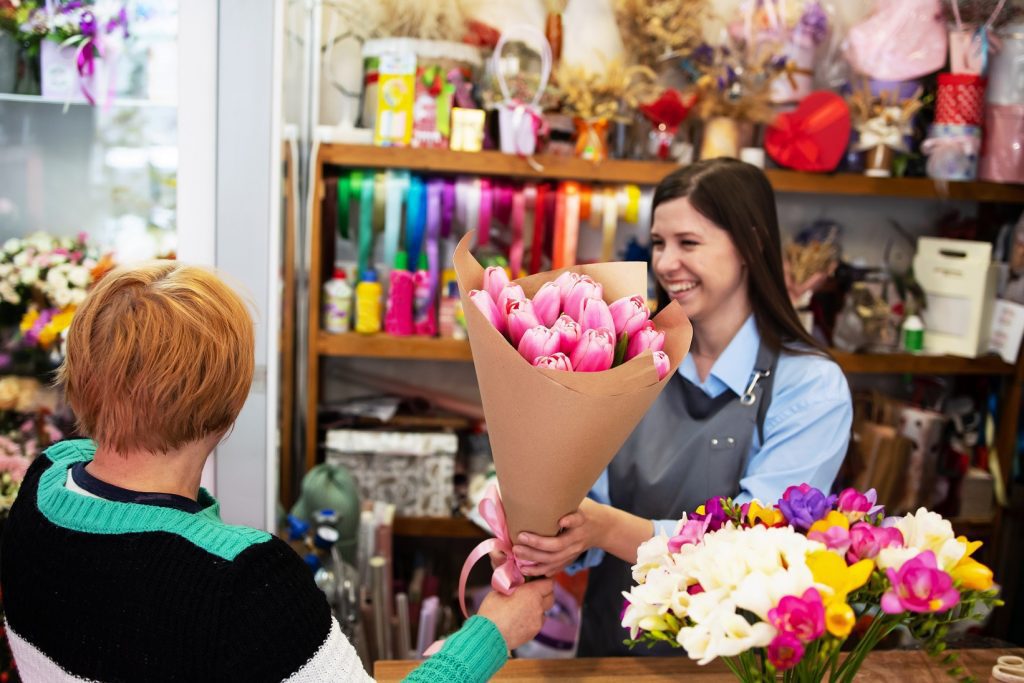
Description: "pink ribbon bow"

(458, 484), (525, 618)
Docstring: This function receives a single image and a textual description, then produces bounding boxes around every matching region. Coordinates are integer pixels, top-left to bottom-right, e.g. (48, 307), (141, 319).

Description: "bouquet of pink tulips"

(468, 266), (671, 380)
(452, 232), (692, 540)
(622, 486), (1002, 683)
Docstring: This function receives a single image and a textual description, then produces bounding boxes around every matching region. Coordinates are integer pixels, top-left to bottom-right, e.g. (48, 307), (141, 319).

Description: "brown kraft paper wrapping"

(453, 231), (693, 539)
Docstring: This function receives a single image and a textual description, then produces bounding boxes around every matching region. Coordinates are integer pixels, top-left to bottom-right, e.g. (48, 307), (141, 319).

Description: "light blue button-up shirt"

(571, 315), (853, 570)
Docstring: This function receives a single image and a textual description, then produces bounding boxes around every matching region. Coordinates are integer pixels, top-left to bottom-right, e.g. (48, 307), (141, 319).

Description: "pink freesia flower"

(837, 488), (881, 521)
(483, 266), (510, 305)
(531, 281), (562, 327)
(532, 352), (573, 371)
(469, 289), (506, 334)
(653, 351), (670, 380)
(570, 328), (615, 372)
(687, 583), (704, 595)
(578, 297), (615, 334)
(768, 588), (826, 643)
(517, 326), (561, 363)
(668, 515), (711, 553)
(767, 632), (805, 671)
(506, 299), (541, 347)
(625, 321), (665, 360)
(847, 522), (904, 564)
(881, 550), (960, 615)
(563, 275), (603, 321)
(551, 314), (582, 355)
(609, 295), (650, 337)
(808, 525), (852, 555)
(497, 283), (526, 315)
(0, 454), (30, 483)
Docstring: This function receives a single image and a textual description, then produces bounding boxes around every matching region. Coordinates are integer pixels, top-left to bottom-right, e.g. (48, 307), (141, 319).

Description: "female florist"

(4, 0), (1024, 682)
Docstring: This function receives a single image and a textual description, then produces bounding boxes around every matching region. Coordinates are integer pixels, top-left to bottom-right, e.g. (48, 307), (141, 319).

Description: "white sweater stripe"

(6, 623), (92, 682)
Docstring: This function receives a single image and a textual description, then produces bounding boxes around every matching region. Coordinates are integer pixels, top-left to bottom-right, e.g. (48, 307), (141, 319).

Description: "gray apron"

(577, 343), (779, 657)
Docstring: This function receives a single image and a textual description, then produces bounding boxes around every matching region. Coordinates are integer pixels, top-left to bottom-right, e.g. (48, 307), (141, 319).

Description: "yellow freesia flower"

(748, 500), (785, 527)
(807, 550), (873, 604)
(951, 557), (994, 591)
(19, 308), (38, 333)
(825, 602), (856, 638)
(49, 307), (75, 333)
(955, 536), (983, 559)
(809, 511), (850, 535)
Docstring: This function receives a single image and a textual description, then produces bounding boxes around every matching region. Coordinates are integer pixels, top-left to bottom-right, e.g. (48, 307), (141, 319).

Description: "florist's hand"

(477, 578), (555, 651)
(512, 498), (606, 577)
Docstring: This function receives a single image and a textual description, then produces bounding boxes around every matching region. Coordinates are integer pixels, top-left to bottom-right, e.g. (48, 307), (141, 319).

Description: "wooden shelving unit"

(320, 143), (1024, 203)
(296, 142), (1024, 597)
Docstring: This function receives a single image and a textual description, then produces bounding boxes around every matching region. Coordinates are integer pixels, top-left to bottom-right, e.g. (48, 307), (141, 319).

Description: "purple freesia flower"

(881, 551), (960, 615)
(778, 483), (837, 530)
(691, 496), (730, 532)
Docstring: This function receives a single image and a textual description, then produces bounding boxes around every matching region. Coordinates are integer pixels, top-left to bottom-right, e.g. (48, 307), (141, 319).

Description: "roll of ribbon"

(478, 178), (493, 248)
(523, 183), (537, 274)
(406, 175), (426, 269)
(356, 172), (374, 279)
(382, 171), (408, 269)
(562, 181), (581, 268)
(624, 184), (641, 224)
(494, 182), (514, 225)
(637, 187), (654, 233)
(589, 189), (604, 229)
(601, 187), (618, 262)
(455, 176), (472, 233)
(579, 184), (592, 223)
(509, 187), (526, 278)
(551, 183), (567, 270)
(373, 172), (388, 232)
(441, 178), (455, 238)
(531, 184), (548, 274)
(426, 178), (443, 300)
(336, 173), (351, 239)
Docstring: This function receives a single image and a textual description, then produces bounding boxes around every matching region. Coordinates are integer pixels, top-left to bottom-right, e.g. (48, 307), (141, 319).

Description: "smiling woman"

(511, 158), (854, 658)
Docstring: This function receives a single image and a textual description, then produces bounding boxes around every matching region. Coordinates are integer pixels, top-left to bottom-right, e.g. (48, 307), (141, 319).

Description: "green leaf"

(613, 331), (628, 367)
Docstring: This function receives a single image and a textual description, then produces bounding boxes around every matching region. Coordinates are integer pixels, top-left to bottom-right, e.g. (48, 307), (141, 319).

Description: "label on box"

(374, 52), (416, 147)
(988, 298), (1024, 364)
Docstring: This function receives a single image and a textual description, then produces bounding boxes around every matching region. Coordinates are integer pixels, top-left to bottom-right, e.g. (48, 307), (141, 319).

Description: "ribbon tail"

(458, 538), (501, 618)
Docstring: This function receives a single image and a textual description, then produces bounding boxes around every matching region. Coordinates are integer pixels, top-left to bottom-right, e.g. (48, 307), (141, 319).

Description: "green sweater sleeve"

(401, 616), (509, 683)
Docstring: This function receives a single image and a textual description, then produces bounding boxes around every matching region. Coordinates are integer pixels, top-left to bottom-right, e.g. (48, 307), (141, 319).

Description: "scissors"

(993, 655), (1024, 682)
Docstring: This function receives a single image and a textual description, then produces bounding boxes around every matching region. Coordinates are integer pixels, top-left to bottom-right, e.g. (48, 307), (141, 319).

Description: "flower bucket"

(492, 25), (552, 157)
(699, 116), (741, 160)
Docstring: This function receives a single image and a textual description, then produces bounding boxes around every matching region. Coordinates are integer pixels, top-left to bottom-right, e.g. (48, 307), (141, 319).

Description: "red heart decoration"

(764, 91), (851, 173)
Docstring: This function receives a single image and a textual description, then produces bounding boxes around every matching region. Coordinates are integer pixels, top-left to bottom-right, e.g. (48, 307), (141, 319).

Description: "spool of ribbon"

(457, 485), (525, 619)
(373, 172), (388, 232)
(623, 184), (641, 224)
(637, 188), (653, 234)
(336, 174), (351, 239)
(531, 184), (548, 274)
(425, 179), (443, 302)
(478, 178), (493, 248)
(562, 182), (581, 268)
(356, 172), (375, 279)
(601, 187), (617, 262)
(551, 183), (567, 270)
(406, 175), (426, 269)
(509, 187), (526, 278)
(382, 171), (408, 270)
(440, 179), (455, 239)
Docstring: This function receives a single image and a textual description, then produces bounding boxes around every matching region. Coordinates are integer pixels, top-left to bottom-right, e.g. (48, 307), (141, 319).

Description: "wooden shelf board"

(319, 144), (1024, 203)
(319, 333), (1014, 375)
(393, 516), (487, 539)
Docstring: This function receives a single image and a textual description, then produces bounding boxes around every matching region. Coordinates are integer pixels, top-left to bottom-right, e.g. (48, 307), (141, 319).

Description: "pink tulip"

(483, 266), (510, 306)
(469, 289), (505, 334)
(552, 314), (582, 355)
(552, 270), (580, 299)
(570, 328), (615, 372)
(517, 326), (560, 363)
(578, 297), (615, 334)
(881, 551), (959, 615)
(653, 350), (670, 380)
(532, 281), (562, 327)
(563, 275), (603, 321)
(609, 295), (651, 337)
(625, 321), (665, 360)
(847, 523), (904, 564)
(497, 283), (526, 316)
(507, 299), (541, 347)
(532, 352), (573, 371)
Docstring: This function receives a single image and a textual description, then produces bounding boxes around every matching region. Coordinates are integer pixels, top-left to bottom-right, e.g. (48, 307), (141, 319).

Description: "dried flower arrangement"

(612, 0), (708, 65)
(691, 40), (786, 123)
(325, 0), (480, 41)
(847, 80), (926, 153)
(554, 59), (662, 121)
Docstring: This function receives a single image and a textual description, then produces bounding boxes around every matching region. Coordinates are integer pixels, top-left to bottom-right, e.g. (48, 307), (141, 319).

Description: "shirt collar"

(679, 315), (760, 397)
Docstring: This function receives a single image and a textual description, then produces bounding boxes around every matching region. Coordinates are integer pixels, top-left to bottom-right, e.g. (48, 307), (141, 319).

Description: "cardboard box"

(914, 237), (998, 357)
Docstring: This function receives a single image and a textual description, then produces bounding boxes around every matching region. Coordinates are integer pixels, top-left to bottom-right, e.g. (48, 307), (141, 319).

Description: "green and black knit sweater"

(1, 440), (508, 682)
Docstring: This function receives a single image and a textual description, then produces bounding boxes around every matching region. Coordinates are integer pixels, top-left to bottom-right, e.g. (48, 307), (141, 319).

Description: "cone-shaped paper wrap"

(454, 232), (693, 539)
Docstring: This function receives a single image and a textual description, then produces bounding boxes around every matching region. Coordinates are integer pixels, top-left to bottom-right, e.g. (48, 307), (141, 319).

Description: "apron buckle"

(740, 369), (771, 405)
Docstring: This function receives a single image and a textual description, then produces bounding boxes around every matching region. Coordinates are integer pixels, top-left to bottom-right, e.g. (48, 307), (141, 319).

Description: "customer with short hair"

(1, 261), (552, 682)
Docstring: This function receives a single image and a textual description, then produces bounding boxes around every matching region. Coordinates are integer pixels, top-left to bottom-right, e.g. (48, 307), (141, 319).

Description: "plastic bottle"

(322, 265), (353, 333)
(384, 251), (414, 336)
(438, 269), (463, 339)
(413, 252), (437, 336)
(355, 270), (383, 334)
(902, 314), (924, 353)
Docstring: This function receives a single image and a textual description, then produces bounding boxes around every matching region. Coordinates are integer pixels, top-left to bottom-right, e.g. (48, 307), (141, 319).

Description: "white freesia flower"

(3, 238), (20, 254)
(69, 288), (87, 306)
(892, 508), (965, 571)
(0, 282), (19, 305)
(46, 268), (68, 291)
(67, 265), (90, 289)
(677, 624), (714, 664)
(19, 266), (39, 286)
(712, 612), (775, 659)
(633, 533), (671, 584)
(877, 547), (920, 571)
(13, 252), (29, 267)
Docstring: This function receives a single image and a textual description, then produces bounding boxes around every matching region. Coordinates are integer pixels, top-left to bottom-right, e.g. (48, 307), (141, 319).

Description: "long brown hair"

(652, 158), (827, 357)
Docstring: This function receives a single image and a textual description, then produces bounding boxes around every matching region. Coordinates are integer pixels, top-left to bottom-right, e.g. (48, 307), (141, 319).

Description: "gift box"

(325, 429), (458, 516)
(922, 123), (981, 181)
(986, 24), (1024, 105)
(914, 237), (999, 357)
(935, 73), (986, 125)
(979, 103), (1024, 183)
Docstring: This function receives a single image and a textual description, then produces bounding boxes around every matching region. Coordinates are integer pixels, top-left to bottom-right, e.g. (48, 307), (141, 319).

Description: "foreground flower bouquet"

(622, 486), (1002, 682)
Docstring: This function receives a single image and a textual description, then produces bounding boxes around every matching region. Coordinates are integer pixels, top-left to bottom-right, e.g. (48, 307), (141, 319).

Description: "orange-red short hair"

(57, 261), (254, 454)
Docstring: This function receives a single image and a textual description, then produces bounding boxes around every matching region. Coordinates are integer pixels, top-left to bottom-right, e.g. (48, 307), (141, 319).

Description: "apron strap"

(751, 343), (780, 451)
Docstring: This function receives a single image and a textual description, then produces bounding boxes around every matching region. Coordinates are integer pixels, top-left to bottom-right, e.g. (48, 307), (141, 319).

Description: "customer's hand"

(477, 579), (555, 650)
(512, 498), (607, 577)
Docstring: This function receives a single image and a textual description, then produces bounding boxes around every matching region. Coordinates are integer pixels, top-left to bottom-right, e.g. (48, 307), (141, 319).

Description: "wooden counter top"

(375, 647), (1024, 682)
